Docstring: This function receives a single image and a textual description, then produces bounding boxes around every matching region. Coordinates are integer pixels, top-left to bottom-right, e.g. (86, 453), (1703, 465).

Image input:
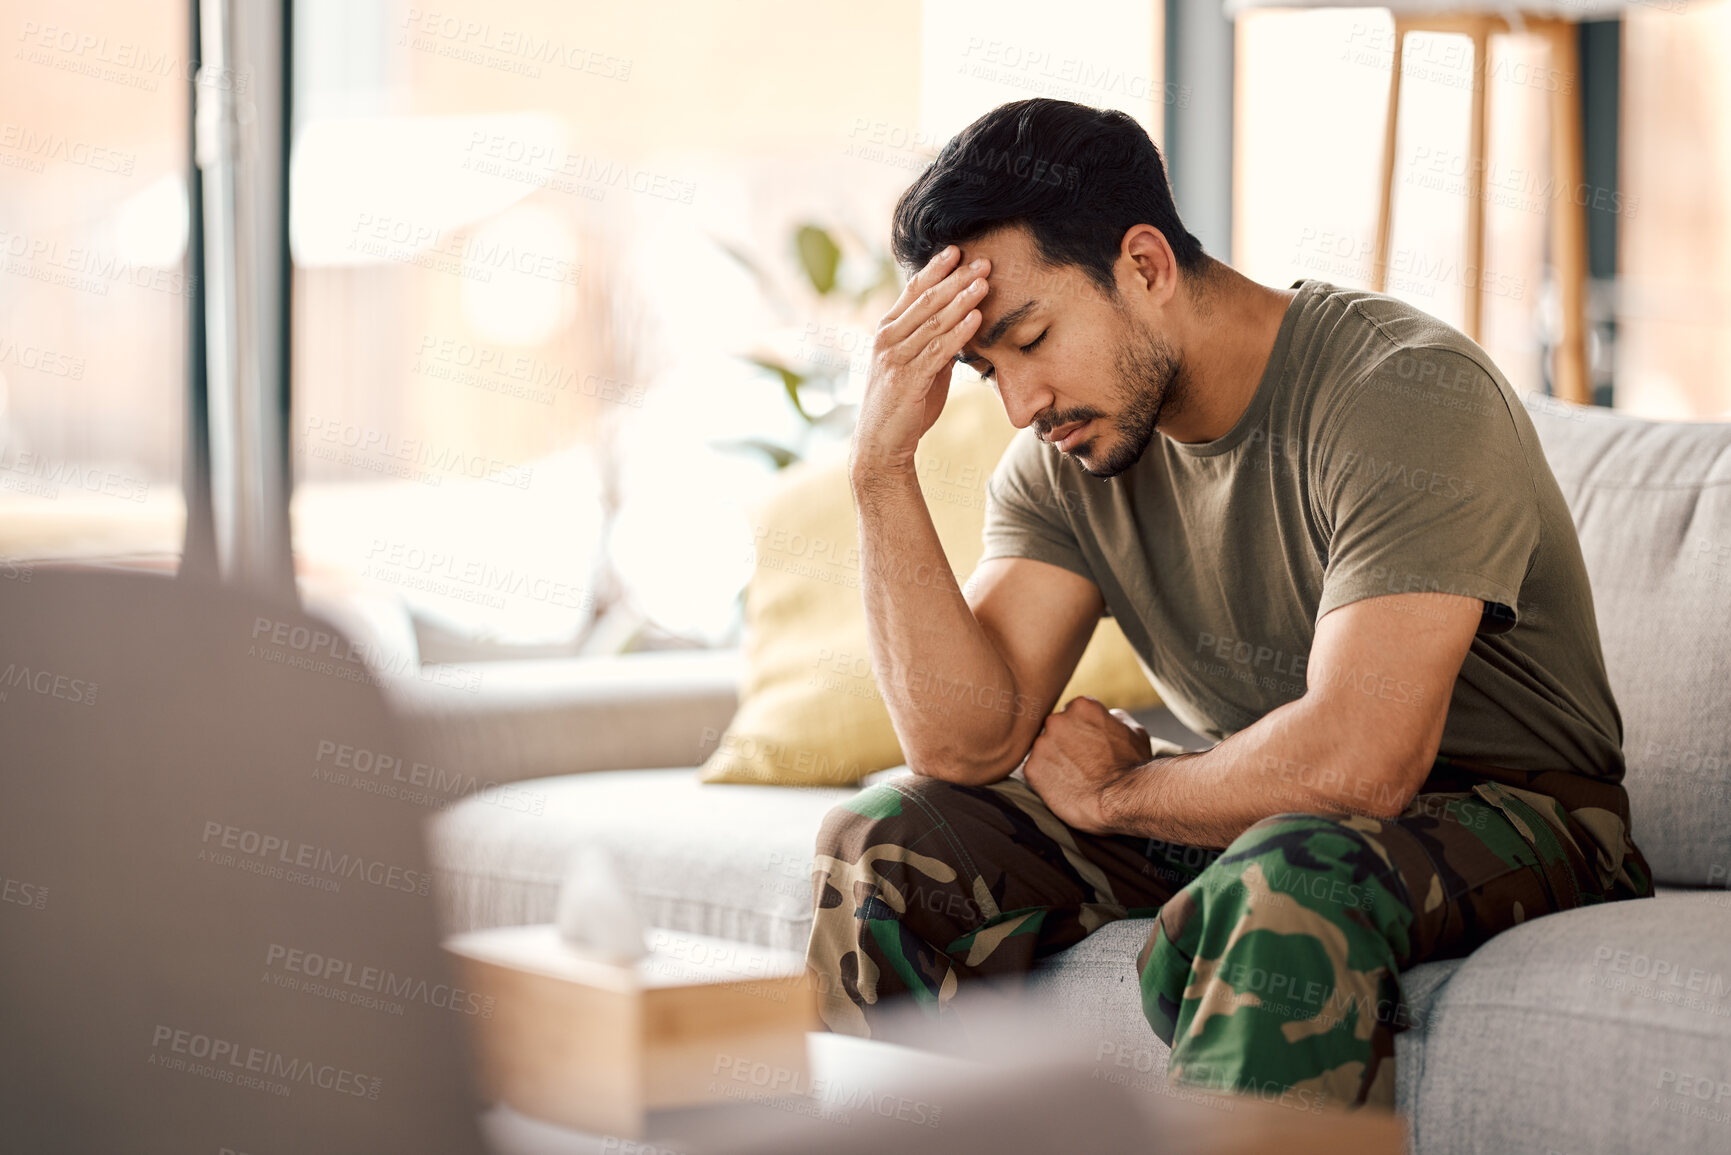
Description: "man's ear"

(1121, 225), (1178, 305)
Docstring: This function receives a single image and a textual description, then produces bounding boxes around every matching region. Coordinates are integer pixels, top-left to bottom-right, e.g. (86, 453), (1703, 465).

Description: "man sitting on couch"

(807, 97), (1653, 1110)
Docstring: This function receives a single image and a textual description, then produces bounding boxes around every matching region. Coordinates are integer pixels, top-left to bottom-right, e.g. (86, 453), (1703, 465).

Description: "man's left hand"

(1021, 697), (1154, 835)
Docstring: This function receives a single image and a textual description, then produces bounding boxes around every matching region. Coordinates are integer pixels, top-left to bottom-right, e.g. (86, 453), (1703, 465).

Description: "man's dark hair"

(890, 99), (1205, 299)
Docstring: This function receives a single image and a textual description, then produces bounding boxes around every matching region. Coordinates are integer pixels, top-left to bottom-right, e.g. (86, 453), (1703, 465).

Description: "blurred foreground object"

(475, 997), (1406, 1155)
(0, 569), (485, 1154)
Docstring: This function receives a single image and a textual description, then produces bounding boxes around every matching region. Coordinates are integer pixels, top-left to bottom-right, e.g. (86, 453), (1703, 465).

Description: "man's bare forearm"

(852, 466), (1031, 783)
(1104, 695), (1434, 848)
(845, 244), (1031, 782)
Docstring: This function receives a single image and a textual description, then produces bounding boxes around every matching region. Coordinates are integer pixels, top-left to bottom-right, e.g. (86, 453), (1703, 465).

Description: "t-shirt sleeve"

(979, 428), (1099, 588)
(1313, 347), (1540, 634)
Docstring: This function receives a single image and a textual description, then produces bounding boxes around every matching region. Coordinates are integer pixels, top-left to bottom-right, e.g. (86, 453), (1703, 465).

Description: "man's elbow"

(895, 696), (1035, 786)
(1355, 785), (1417, 822)
(903, 734), (1029, 788)
(1340, 746), (1433, 820)
(1298, 695), (1443, 820)
(906, 761), (1014, 787)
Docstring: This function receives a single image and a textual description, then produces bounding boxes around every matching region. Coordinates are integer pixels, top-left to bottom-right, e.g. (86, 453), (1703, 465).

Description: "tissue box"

(444, 925), (817, 1137)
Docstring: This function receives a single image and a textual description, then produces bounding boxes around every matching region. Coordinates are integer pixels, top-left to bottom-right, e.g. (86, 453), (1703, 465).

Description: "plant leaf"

(795, 224), (842, 296)
(743, 356), (815, 423)
(712, 437), (800, 470)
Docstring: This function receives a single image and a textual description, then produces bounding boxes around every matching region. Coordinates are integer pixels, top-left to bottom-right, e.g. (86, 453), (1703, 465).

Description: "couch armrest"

(386, 650), (742, 785)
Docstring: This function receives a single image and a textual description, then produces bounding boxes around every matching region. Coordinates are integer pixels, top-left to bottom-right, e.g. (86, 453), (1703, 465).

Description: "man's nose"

(997, 375), (1052, 431)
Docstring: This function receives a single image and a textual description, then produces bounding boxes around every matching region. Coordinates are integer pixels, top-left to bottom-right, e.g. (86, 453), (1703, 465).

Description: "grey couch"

(408, 395), (1731, 1154)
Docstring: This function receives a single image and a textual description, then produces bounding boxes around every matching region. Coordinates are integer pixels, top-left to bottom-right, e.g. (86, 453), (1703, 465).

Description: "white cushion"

(430, 767), (852, 948)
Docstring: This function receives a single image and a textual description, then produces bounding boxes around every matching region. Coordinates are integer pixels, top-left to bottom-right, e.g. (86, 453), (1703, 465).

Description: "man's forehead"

(957, 239), (1086, 311)
(957, 232), (1041, 282)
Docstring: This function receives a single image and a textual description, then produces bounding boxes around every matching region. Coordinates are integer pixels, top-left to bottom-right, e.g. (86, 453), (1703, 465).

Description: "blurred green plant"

(712, 221), (901, 468)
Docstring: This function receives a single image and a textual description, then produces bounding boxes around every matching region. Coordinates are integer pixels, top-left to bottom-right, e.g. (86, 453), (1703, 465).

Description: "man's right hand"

(851, 244), (991, 483)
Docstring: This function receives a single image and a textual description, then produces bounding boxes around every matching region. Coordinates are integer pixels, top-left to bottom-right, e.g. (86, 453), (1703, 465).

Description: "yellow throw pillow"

(701, 383), (1160, 787)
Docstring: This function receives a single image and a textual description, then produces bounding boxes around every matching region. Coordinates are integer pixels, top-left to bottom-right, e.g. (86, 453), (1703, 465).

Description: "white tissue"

(554, 846), (648, 962)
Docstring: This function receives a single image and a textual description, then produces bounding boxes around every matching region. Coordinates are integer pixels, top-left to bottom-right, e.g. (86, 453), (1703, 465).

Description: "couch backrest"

(1523, 394), (1731, 888)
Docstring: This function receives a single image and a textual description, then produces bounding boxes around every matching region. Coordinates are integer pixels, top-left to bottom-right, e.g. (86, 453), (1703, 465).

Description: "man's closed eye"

(972, 330), (1048, 382)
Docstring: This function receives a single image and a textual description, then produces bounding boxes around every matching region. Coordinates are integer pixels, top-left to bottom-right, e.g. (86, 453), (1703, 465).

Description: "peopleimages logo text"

(149, 1025), (379, 1098)
(265, 943), (494, 1017)
(200, 821), (432, 896)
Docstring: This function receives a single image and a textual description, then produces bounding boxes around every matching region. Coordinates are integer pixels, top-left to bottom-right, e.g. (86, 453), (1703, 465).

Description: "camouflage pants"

(806, 762), (1651, 1109)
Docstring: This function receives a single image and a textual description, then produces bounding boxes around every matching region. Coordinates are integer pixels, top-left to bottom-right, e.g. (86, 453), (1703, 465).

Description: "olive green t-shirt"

(980, 278), (1626, 791)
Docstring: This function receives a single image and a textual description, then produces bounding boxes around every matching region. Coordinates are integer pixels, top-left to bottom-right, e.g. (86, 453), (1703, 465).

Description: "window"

(1236, 9), (1558, 397)
(0, 1), (193, 572)
(288, 0), (933, 658)
(1618, 4), (1731, 419)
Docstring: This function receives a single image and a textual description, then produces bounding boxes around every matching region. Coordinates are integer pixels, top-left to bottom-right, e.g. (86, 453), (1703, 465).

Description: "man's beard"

(1032, 316), (1182, 479)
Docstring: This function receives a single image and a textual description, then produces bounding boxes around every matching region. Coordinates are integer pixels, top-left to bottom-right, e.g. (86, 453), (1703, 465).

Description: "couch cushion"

(1523, 395), (1731, 887)
(1402, 890), (1731, 1154)
(430, 767), (854, 947)
(431, 707), (1198, 942)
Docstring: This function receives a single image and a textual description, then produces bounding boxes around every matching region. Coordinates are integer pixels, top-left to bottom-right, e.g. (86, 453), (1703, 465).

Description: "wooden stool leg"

(1373, 22), (1407, 293)
(1465, 21), (1491, 341)
(1542, 19), (1591, 404)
